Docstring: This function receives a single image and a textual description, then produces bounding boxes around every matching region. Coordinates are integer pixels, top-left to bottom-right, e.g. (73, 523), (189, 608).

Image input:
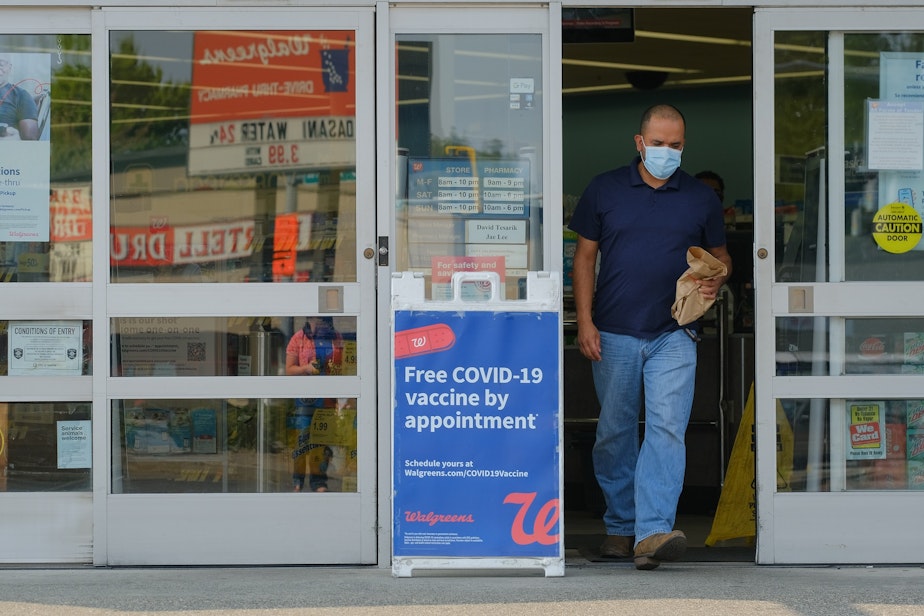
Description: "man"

(568, 104), (731, 570)
(0, 54), (39, 141)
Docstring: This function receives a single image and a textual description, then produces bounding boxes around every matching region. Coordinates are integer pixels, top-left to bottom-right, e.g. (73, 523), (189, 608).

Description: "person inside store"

(695, 169), (724, 203)
(568, 103), (732, 570)
(695, 169), (736, 228)
(696, 168), (755, 330)
(285, 316), (343, 492)
(0, 54), (40, 141)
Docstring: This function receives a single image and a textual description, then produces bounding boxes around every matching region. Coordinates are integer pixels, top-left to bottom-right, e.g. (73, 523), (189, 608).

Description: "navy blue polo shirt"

(568, 157), (726, 337)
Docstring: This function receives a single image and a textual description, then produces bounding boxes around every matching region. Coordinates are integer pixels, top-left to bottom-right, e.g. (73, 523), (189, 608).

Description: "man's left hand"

(698, 277), (722, 301)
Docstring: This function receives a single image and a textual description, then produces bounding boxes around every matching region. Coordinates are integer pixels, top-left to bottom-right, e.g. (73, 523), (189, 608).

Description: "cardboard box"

(908, 430), (924, 463)
(908, 460), (924, 489)
(908, 400), (924, 432)
(872, 459), (907, 490)
(904, 332), (924, 365)
(885, 423), (907, 459)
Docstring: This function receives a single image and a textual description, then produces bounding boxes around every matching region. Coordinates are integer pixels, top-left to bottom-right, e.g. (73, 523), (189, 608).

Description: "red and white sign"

(50, 186), (92, 242)
(109, 213), (312, 267)
(431, 256), (506, 285)
(188, 30), (356, 175)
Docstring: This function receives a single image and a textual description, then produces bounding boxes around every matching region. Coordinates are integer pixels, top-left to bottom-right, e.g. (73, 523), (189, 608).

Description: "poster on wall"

(0, 52), (51, 242)
(392, 308), (561, 561)
(116, 317), (217, 376)
(57, 420), (92, 469)
(187, 30), (356, 176)
(846, 400), (887, 460)
(866, 100), (924, 171)
(7, 320), (82, 376)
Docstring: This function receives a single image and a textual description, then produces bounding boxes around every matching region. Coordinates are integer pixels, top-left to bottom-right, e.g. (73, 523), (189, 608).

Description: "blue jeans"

(591, 329), (696, 544)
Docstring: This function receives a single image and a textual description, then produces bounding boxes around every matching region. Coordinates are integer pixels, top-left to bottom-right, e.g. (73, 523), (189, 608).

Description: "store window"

(772, 32), (924, 495)
(779, 396), (922, 493)
(774, 316), (924, 493)
(109, 30), (357, 283)
(110, 316), (355, 377)
(775, 31), (924, 283)
(844, 33), (924, 281)
(111, 396), (356, 494)
(0, 35), (92, 282)
(0, 402), (92, 492)
(394, 34), (543, 299)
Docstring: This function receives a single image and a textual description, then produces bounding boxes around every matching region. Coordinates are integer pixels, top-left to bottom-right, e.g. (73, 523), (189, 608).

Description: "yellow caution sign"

(705, 383), (794, 546)
(872, 202), (922, 254)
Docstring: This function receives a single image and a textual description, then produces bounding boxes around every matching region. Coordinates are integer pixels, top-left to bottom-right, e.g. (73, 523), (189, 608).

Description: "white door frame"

(96, 6), (378, 566)
(375, 2), (562, 566)
(755, 8), (924, 564)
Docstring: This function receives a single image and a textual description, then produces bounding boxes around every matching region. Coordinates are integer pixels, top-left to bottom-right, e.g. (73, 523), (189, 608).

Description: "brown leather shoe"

(599, 534), (634, 558)
(633, 530), (687, 570)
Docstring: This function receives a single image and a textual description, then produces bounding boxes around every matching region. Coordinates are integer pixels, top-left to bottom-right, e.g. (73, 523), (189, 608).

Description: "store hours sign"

(392, 309), (560, 559)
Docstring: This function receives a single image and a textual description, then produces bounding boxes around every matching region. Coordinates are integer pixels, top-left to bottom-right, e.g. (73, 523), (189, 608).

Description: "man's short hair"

(640, 104), (685, 133)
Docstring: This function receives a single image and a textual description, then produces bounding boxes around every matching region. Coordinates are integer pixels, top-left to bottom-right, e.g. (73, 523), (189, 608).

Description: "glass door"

(755, 8), (924, 564)
(100, 8), (376, 565)
(377, 4), (558, 558)
(386, 12), (553, 299)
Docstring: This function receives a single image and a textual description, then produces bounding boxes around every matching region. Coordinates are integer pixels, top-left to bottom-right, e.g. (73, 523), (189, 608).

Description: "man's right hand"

(576, 322), (602, 362)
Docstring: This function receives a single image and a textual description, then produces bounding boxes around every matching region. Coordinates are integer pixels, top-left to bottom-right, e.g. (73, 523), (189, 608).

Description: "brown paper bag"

(671, 246), (727, 326)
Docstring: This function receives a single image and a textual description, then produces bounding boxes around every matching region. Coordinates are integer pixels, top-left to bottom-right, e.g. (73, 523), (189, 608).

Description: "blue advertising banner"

(393, 309), (560, 559)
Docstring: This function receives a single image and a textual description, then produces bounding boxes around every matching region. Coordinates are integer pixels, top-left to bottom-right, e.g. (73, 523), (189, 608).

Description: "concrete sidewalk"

(2, 561), (924, 616)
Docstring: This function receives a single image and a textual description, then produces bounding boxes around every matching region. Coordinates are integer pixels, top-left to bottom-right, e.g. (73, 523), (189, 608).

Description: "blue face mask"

(641, 138), (682, 180)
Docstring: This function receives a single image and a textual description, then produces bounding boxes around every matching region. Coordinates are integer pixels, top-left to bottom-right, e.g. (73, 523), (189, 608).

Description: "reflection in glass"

(773, 31), (827, 285)
(112, 397), (357, 494)
(111, 316), (356, 377)
(778, 398), (826, 492)
(845, 318), (924, 375)
(109, 31), (357, 283)
(776, 316), (828, 376)
(0, 402), (92, 492)
(844, 33), (924, 281)
(0, 35), (92, 283)
(395, 34), (543, 300)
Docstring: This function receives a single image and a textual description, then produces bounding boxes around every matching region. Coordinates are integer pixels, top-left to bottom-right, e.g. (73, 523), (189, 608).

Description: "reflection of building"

(108, 150), (356, 283)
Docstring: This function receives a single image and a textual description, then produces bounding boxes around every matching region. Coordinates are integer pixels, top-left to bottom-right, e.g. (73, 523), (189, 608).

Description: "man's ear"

(633, 134), (644, 153)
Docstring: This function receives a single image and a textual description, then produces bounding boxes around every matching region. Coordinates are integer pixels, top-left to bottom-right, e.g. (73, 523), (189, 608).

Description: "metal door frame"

(96, 6), (378, 566)
(375, 2), (562, 565)
(755, 8), (924, 564)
